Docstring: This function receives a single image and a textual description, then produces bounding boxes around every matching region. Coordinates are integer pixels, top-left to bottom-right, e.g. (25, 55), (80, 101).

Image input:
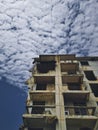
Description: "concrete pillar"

(55, 56), (67, 130)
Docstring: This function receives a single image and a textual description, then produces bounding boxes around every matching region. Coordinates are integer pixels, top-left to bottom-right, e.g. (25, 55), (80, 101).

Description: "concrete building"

(20, 54), (98, 130)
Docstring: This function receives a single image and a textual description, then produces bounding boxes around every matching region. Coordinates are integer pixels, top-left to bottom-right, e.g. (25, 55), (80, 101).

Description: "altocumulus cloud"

(0, 0), (98, 89)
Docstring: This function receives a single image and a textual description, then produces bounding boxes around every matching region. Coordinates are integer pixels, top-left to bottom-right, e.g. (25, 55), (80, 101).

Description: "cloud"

(0, 0), (98, 90)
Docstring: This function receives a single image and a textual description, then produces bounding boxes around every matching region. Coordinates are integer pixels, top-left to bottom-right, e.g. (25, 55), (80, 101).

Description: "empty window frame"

(89, 84), (98, 97)
(36, 84), (46, 90)
(84, 71), (97, 80)
(74, 102), (87, 115)
(80, 61), (89, 66)
(68, 83), (81, 90)
(37, 61), (56, 73)
(32, 101), (45, 114)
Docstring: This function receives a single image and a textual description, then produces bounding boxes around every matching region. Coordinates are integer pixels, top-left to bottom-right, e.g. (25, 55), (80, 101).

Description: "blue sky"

(0, 77), (27, 130)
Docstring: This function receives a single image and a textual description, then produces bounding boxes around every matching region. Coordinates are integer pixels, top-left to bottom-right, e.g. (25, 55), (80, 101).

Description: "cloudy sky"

(0, 0), (98, 130)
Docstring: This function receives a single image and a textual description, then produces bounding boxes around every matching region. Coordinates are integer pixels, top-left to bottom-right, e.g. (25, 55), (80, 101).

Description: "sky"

(0, 0), (98, 130)
(0, 77), (26, 130)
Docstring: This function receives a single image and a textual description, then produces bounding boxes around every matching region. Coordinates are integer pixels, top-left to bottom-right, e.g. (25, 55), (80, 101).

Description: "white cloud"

(0, 0), (98, 90)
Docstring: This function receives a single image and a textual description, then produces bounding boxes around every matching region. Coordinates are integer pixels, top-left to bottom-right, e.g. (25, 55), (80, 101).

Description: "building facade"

(20, 55), (98, 130)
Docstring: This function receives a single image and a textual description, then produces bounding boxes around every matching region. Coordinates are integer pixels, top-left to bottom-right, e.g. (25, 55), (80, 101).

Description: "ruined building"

(20, 54), (98, 130)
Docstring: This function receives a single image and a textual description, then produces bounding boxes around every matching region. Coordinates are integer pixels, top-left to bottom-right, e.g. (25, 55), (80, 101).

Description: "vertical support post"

(55, 56), (67, 130)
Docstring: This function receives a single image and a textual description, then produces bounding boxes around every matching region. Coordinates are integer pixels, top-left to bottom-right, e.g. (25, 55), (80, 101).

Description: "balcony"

(63, 83), (84, 90)
(26, 105), (55, 114)
(32, 83), (55, 91)
(62, 74), (83, 84)
(66, 116), (97, 130)
(29, 90), (55, 101)
(63, 90), (90, 102)
(34, 54), (76, 62)
(34, 76), (55, 84)
(34, 55), (55, 62)
(23, 113), (57, 128)
(65, 106), (97, 130)
(36, 61), (56, 73)
(23, 101), (56, 128)
(60, 54), (76, 61)
(65, 106), (96, 116)
(61, 62), (79, 72)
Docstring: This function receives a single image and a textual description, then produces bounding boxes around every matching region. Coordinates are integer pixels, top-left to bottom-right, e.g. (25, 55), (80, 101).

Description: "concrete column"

(55, 56), (67, 130)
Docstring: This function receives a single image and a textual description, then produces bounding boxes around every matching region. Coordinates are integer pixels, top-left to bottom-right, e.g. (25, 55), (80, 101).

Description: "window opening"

(37, 61), (55, 73)
(74, 102), (87, 115)
(84, 71), (97, 81)
(32, 101), (45, 114)
(90, 84), (98, 97)
(36, 84), (46, 90)
(68, 83), (80, 90)
(80, 61), (89, 66)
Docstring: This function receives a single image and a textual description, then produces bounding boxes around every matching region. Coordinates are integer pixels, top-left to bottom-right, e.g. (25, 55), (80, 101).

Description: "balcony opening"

(61, 62), (79, 73)
(84, 71), (97, 81)
(31, 101), (45, 114)
(80, 61), (89, 66)
(37, 61), (56, 73)
(74, 102), (87, 115)
(62, 75), (83, 84)
(68, 83), (81, 90)
(35, 76), (55, 84)
(36, 84), (46, 90)
(89, 84), (98, 97)
(64, 101), (89, 116)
